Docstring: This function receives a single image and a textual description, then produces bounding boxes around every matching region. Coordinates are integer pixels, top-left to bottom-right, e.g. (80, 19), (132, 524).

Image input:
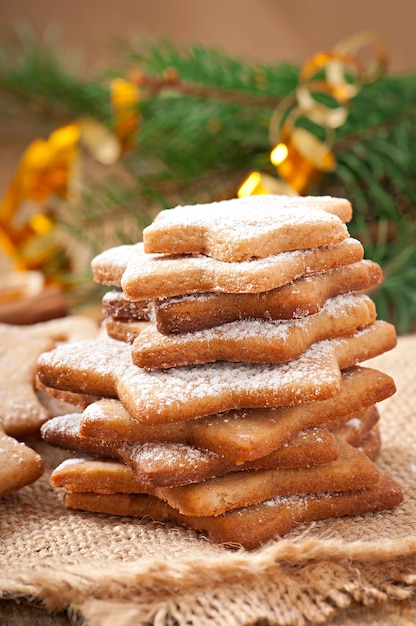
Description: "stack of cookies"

(38, 194), (403, 549)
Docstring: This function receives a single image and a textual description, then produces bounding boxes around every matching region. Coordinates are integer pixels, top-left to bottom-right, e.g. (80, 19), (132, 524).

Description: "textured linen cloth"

(1, 333), (416, 626)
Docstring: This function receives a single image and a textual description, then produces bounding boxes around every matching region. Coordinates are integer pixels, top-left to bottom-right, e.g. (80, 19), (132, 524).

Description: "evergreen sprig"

(1, 28), (416, 331)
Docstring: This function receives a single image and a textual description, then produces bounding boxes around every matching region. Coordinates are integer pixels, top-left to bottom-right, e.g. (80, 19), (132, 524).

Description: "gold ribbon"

(110, 77), (141, 153)
(239, 31), (388, 198)
(0, 76), (140, 275)
(0, 124), (80, 271)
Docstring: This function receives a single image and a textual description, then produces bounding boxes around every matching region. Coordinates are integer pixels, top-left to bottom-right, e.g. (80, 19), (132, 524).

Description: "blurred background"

(2, 0), (416, 189)
(2, 0), (416, 72)
(1, 0), (416, 329)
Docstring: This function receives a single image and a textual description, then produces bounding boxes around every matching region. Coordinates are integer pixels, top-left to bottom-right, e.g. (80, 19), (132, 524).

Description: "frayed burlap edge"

(2, 538), (416, 625)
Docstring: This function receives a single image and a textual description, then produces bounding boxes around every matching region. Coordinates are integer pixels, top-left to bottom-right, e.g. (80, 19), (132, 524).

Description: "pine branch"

(0, 45), (109, 124)
(1, 29), (416, 331)
(128, 38), (298, 97)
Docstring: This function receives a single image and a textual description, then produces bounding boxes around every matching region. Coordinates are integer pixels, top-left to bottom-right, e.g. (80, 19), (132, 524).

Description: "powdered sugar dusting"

(150, 194), (350, 228)
(345, 417), (362, 430)
(37, 336), (132, 395)
(141, 293), (371, 346)
(58, 457), (92, 469)
(83, 399), (119, 421)
(92, 242), (144, 285)
(145, 198), (350, 260)
(41, 413), (82, 438)
(118, 341), (342, 422)
(38, 336), (130, 375)
(121, 239), (363, 299)
(136, 442), (214, 470)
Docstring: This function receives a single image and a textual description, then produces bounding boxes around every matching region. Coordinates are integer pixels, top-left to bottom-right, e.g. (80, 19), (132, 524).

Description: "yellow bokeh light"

(28, 213), (54, 236)
(270, 143), (289, 166)
(238, 172), (264, 197)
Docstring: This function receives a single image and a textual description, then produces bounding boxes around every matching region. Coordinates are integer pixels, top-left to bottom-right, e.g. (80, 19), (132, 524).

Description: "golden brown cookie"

(120, 321), (397, 424)
(63, 472), (402, 549)
(120, 238), (364, 300)
(91, 238), (364, 296)
(74, 367), (393, 463)
(0, 421), (44, 496)
(0, 316), (98, 439)
(130, 294), (376, 369)
(39, 336), (344, 422)
(52, 457), (144, 495)
(154, 440), (381, 517)
(142, 195), (351, 261)
(152, 259), (383, 335)
(42, 414), (340, 487)
(37, 335), (129, 399)
(35, 377), (99, 411)
(102, 318), (150, 344)
(50, 439), (384, 517)
(36, 321), (397, 425)
(357, 425), (381, 460)
(328, 405), (380, 446)
(92, 242), (144, 286)
(102, 289), (152, 321)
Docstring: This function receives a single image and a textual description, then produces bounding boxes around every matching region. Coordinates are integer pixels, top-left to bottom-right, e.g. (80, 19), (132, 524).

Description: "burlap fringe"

(2, 539), (416, 625)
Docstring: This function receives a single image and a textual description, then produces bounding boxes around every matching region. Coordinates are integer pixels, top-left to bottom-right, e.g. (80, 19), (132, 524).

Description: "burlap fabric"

(1, 334), (416, 626)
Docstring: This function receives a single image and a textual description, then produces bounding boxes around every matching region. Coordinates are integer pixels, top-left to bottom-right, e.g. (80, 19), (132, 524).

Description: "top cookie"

(142, 195), (351, 262)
